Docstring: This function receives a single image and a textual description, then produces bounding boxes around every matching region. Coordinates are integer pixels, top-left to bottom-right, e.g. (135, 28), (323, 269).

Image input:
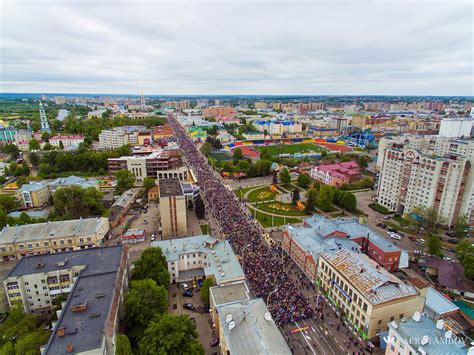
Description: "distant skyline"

(1, 1), (473, 96)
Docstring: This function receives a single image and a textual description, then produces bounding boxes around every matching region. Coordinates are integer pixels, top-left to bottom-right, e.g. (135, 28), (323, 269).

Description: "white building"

(377, 135), (474, 226)
(49, 135), (85, 149)
(438, 117), (473, 138)
(98, 126), (143, 149)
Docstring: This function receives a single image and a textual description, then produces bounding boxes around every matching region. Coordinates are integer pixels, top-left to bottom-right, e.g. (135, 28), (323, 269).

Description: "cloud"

(1, 0), (472, 95)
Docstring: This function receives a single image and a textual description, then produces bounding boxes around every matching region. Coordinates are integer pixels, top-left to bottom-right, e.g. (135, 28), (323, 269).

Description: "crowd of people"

(168, 114), (314, 326)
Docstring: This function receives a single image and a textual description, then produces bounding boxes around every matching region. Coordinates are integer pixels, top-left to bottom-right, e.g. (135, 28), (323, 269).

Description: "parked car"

(389, 232), (401, 240)
(183, 290), (193, 297)
(409, 236), (417, 242)
(151, 233), (156, 241)
(384, 215), (391, 220)
(210, 337), (220, 347)
(447, 238), (459, 244)
(181, 283), (190, 291)
(183, 303), (195, 311)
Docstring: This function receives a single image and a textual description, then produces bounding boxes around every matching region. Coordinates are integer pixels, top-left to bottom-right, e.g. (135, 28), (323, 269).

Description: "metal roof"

(425, 287), (459, 316)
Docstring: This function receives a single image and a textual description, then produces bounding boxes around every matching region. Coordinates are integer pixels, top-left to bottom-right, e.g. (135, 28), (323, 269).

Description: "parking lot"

(168, 283), (216, 354)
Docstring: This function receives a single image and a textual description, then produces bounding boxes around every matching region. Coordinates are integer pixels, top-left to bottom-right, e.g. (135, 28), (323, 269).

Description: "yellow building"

(351, 114), (369, 129)
(148, 185), (159, 201)
(16, 182), (50, 208)
(318, 249), (423, 340)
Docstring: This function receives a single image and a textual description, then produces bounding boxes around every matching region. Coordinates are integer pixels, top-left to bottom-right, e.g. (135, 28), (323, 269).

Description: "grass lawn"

(256, 202), (308, 216)
(256, 143), (326, 156)
(200, 224), (209, 234)
(234, 186), (260, 198)
(209, 150), (233, 161)
(253, 209), (303, 227)
(247, 187), (277, 202)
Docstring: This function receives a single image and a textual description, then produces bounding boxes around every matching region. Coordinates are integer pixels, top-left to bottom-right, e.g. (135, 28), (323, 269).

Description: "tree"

(0, 144), (20, 159)
(29, 152), (39, 168)
(456, 240), (474, 279)
(254, 159), (272, 177)
(0, 194), (19, 213)
(200, 142), (212, 156)
(305, 188), (318, 212)
(453, 213), (469, 239)
(13, 329), (50, 355)
(292, 188), (300, 205)
(315, 185), (334, 212)
(143, 177), (156, 196)
(59, 140), (64, 150)
(297, 174), (311, 189)
(53, 186), (104, 218)
(341, 192), (357, 211)
(115, 169), (135, 194)
(357, 155), (369, 169)
(200, 278), (215, 305)
(131, 247), (170, 287)
(195, 195), (206, 220)
(427, 234), (443, 257)
(41, 132), (51, 142)
(260, 147), (272, 160)
(28, 138), (40, 151)
(138, 314), (205, 355)
(125, 279), (168, 344)
(279, 167), (291, 185)
(233, 147), (243, 162)
(116, 334), (133, 355)
(43, 143), (53, 150)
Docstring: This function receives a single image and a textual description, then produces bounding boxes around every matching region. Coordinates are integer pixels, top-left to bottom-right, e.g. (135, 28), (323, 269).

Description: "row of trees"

(306, 182), (357, 213)
(121, 248), (204, 354)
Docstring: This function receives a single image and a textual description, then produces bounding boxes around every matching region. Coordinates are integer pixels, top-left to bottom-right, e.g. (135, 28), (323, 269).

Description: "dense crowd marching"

(168, 114), (314, 325)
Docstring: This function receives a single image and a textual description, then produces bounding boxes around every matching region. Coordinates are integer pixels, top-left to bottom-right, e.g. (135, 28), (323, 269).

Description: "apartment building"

(254, 101), (268, 109)
(152, 235), (245, 285)
(377, 136), (474, 226)
(164, 100), (189, 110)
(254, 120), (303, 136)
(203, 106), (236, 119)
(49, 135), (85, 149)
(0, 217), (109, 260)
(303, 215), (402, 271)
(318, 248), (423, 340)
(310, 161), (361, 187)
(159, 178), (187, 238)
(98, 126), (145, 149)
(386, 312), (470, 355)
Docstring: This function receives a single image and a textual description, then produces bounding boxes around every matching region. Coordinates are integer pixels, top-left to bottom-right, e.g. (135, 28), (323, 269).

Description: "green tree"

(125, 279), (168, 345)
(297, 174), (311, 188)
(200, 278), (215, 305)
(279, 167), (291, 185)
(0, 194), (19, 213)
(53, 186), (104, 218)
(13, 329), (50, 355)
(260, 147), (272, 160)
(315, 185), (334, 212)
(453, 214), (469, 239)
(116, 334), (133, 355)
(131, 247), (170, 287)
(138, 314), (205, 355)
(427, 234), (443, 257)
(41, 132), (51, 142)
(341, 192), (357, 211)
(29, 152), (39, 168)
(0, 144), (20, 159)
(115, 169), (135, 194)
(143, 177), (156, 196)
(59, 140), (64, 150)
(233, 147), (243, 162)
(43, 143), (53, 150)
(200, 142), (212, 156)
(456, 240), (474, 279)
(292, 188), (300, 205)
(305, 188), (318, 212)
(254, 159), (272, 177)
(28, 138), (40, 151)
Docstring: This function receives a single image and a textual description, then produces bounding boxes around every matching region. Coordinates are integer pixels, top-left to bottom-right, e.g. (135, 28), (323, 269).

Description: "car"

(388, 227), (398, 233)
(409, 236), (417, 242)
(210, 337), (220, 347)
(447, 238), (459, 244)
(398, 232), (405, 237)
(151, 235), (156, 241)
(183, 303), (195, 311)
(183, 290), (193, 297)
(389, 232), (401, 240)
(181, 283), (190, 291)
(384, 215), (391, 220)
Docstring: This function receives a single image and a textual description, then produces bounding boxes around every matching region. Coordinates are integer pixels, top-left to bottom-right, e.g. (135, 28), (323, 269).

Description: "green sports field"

(255, 143), (326, 156)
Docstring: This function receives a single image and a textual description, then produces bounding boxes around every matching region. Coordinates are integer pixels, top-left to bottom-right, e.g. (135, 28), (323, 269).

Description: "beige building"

(159, 178), (187, 238)
(377, 136), (474, 226)
(203, 106), (236, 119)
(16, 182), (50, 208)
(318, 249), (423, 340)
(254, 101), (268, 110)
(0, 217), (109, 261)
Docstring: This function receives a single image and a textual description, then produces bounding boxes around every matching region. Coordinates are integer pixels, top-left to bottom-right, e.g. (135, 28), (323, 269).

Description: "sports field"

(255, 143), (326, 156)
(209, 150), (233, 161)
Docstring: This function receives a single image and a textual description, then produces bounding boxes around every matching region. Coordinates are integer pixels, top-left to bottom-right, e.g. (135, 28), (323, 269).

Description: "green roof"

(452, 300), (474, 320)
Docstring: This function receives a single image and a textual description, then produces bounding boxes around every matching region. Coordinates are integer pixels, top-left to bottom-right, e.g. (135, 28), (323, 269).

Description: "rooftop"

(0, 217), (108, 245)
(418, 256), (474, 292)
(388, 313), (468, 354)
(152, 235), (244, 285)
(41, 246), (126, 354)
(304, 215), (400, 253)
(210, 282), (251, 307)
(111, 188), (140, 209)
(321, 249), (418, 305)
(217, 298), (291, 355)
(8, 210), (49, 219)
(424, 287), (459, 316)
(159, 177), (184, 197)
(18, 181), (48, 193)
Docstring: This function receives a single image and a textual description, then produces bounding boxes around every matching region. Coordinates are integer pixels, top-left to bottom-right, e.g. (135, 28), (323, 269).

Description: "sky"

(1, 0), (473, 96)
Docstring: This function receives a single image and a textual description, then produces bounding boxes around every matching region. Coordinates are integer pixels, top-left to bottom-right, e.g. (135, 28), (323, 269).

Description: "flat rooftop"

(217, 298), (291, 355)
(152, 235), (244, 285)
(321, 249), (418, 305)
(210, 282), (251, 307)
(159, 177), (184, 197)
(0, 217), (108, 245)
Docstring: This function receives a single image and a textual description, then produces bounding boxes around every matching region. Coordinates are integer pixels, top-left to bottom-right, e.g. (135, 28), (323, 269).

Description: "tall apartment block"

(377, 135), (474, 226)
(159, 178), (187, 238)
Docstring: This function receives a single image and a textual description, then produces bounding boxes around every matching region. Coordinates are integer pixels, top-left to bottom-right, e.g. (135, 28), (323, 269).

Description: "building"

(376, 136), (474, 226)
(109, 189), (140, 228)
(0, 217), (110, 260)
(148, 185), (159, 201)
(216, 298), (291, 355)
(254, 120), (303, 136)
(203, 106), (236, 119)
(152, 235), (245, 285)
(310, 161), (361, 187)
(98, 126), (145, 149)
(48, 175), (99, 194)
(242, 132), (265, 140)
(40, 246), (129, 354)
(0, 127), (16, 143)
(17, 182), (51, 208)
(254, 101), (268, 110)
(122, 228), (145, 244)
(438, 117), (473, 138)
(159, 178), (187, 238)
(0, 162), (8, 176)
(87, 109), (106, 119)
(318, 248), (423, 339)
(385, 312), (470, 355)
(153, 124), (174, 140)
(164, 100), (189, 110)
(48, 135), (85, 149)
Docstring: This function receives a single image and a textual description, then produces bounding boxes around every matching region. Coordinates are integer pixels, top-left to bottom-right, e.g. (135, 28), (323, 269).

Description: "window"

(390, 316), (394, 322)
(35, 243), (39, 248)
(399, 314), (404, 319)
(19, 245), (24, 250)
(44, 242), (49, 247)
(378, 319), (382, 325)
(87, 237), (91, 242)
(59, 240), (65, 246)
(79, 238), (84, 243)
(363, 303), (368, 312)
(68, 239), (72, 245)
(24, 282), (29, 286)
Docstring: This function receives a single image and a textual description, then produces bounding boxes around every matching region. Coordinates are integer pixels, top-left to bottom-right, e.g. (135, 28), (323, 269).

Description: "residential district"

(0, 95), (472, 354)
